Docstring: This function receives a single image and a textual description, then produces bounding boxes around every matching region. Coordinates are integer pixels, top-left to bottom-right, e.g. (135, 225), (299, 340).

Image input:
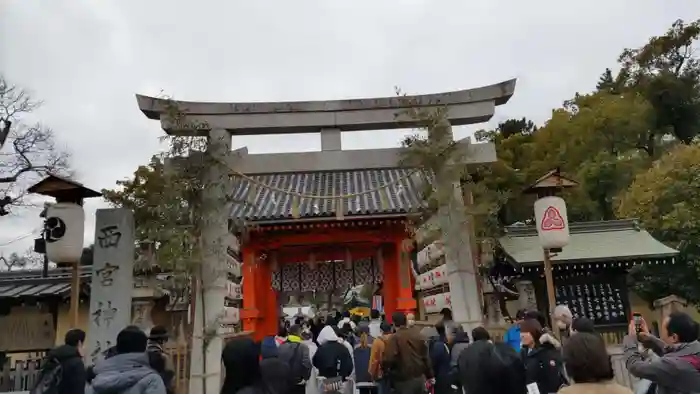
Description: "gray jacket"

(278, 340), (312, 384)
(86, 352), (166, 394)
(623, 334), (700, 394)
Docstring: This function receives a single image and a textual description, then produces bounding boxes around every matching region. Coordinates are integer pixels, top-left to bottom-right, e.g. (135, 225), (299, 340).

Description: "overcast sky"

(1, 1), (699, 259)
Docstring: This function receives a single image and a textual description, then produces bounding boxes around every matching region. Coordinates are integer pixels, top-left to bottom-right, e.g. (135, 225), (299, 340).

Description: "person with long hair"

(559, 333), (631, 394)
(520, 319), (567, 393)
(353, 325), (374, 394)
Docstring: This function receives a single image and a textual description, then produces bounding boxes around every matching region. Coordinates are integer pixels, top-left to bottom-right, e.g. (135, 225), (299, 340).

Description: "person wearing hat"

(147, 326), (168, 352)
(504, 309), (527, 352)
(147, 326), (175, 394)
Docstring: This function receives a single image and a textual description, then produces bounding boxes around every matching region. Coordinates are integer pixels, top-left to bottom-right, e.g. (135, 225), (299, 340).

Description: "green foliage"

(612, 19), (700, 154)
(101, 153), (208, 276)
(616, 143), (700, 306)
(398, 100), (508, 241)
(468, 19), (700, 305)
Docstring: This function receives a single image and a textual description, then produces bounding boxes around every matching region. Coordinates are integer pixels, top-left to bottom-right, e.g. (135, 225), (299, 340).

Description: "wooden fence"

(0, 356), (43, 393)
(609, 346), (637, 389)
(0, 346), (189, 394)
(165, 342), (190, 394)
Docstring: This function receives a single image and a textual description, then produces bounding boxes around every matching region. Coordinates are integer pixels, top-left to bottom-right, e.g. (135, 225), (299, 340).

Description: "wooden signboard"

(554, 278), (629, 326)
(0, 313), (55, 352)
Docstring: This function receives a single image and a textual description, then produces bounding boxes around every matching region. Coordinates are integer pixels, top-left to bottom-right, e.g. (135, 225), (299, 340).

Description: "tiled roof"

(0, 266), (92, 299)
(0, 282), (73, 298)
(230, 168), (424, 222)
(499, 219), (678, 266)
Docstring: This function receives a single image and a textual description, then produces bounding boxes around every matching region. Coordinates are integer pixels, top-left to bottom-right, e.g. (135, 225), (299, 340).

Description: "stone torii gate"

(136, 78), (516, 394)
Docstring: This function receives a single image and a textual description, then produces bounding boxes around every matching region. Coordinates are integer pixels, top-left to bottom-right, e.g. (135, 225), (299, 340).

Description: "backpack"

(30, 356), (62, 394)
(286, 342), (305, 384)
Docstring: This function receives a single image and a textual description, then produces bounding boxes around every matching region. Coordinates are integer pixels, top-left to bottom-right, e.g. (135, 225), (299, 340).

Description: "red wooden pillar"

(383, 240), (417, 322)
(241, 247), (263, 340)
(259, 259), (278, 338)
(395, 239), (417, 316)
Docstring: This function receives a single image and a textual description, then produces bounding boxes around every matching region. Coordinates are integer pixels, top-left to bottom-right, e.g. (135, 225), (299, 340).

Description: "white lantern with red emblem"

(534, 196), (570, 249)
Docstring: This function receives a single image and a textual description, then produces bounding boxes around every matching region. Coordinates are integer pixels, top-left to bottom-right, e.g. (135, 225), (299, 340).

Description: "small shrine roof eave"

(498, 219), (679, 267)
(234, 212), (417, 228)
(523, 169), (578, 194)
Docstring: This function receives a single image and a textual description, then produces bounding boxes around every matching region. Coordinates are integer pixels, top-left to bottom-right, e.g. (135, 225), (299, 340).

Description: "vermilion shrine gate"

(136, 79), (516, 392)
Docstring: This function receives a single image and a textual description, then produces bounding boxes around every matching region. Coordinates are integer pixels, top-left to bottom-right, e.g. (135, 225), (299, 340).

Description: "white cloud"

(1, 0), (699, 255)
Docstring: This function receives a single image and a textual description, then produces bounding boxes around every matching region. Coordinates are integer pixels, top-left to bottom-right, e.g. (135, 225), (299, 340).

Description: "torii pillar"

(135, 79), (516, 393)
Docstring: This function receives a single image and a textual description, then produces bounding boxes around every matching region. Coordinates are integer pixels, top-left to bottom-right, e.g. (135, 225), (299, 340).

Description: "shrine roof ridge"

(503, 219), (644, 237)
(230, 167), (423, 222)
(136, 79), (516, 118)
(499, 219), (678, 266)
(0, 266), (92, 282)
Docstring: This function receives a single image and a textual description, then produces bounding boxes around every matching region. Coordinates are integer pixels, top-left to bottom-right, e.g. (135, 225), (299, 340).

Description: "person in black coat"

(312, 326), (353, 381)
(458, 339), (526, 394)
(221, 337), (292, 394)
(520, 319), (566, 393)
(428, 323), (451, 394)
(40, 328), (87, 394)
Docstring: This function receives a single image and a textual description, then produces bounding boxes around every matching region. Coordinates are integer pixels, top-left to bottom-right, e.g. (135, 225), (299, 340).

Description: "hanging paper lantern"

(308, 253), (317, 270)
(291, 196), (301, 219)
(533, 196), (570, 249)
(270, 252), (279, 272)
(344, 249), (352, 270)
(246, 183), (258, 205)
(288, 294), (300, 306)
(335, 197), (345, 220)
(378, 187), (390, 211)
(45, 202), (85, 263)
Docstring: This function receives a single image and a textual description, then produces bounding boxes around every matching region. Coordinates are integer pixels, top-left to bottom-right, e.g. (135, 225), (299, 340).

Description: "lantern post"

(28, 175), (102, 327)
(524, 169), (577, 338)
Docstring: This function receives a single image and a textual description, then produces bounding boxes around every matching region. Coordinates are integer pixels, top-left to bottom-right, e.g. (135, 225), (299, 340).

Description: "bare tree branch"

(0, 248), (42, 271)
(0, 75), (71, 213)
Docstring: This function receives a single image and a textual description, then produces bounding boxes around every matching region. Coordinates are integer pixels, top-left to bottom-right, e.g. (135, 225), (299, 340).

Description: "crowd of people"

(29, 307), (700, 394)
(219, 307), (627, 394)
(31, 325), (174, 394)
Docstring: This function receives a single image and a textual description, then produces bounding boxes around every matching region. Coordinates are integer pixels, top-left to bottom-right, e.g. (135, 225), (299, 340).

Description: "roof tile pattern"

(499, 219), (678, 265)
(0, 266), (92, 298)
(230, 168), (424, 222)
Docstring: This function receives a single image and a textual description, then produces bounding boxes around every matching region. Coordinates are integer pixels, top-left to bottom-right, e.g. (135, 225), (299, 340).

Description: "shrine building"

(136, 79), (517, 342)
(496, 219), (679, 344)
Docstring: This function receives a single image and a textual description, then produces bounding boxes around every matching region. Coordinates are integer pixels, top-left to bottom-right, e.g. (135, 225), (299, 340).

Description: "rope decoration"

(161, 98), (453, 221)
(214, 156), (428, 219)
